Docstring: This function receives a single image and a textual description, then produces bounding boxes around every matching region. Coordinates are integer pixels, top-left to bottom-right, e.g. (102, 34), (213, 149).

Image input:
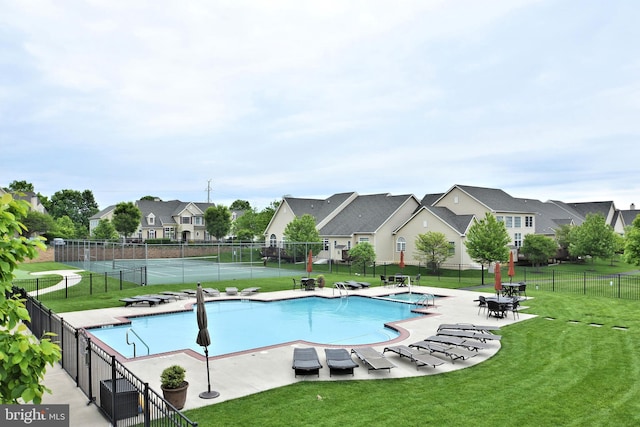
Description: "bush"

(160, 365), (186, 389)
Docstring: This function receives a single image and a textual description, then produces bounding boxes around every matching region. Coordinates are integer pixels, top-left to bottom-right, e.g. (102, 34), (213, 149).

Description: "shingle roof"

(517, 198), (578, 235)
(319, 193), (414, 236)
(455, 185), (531, 212)
(284, 192), (355, 224)
(423, 206), (475, 235)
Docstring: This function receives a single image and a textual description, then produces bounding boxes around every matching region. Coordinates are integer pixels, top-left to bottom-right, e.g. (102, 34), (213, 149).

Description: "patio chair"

(292, 347), (323, 377)
(324, 349), (359, 376)
(203, 288), (220, 296)
(436, 329), (502, 342)
(507, 298), (520, 319)
(517, 282), (527, 299)
(380, 275), (389, 286)
(475, 295), (488, 316)
(413, 274), (421, 285)
(486, 300), (506, 319)
(382, 345), (445, 370)
(119, 296), (162, 307)
(437, 323), (500, 333)
(240, 287), (261, 296)
(225, 287), (238, 295)
(351, 347), (396, 373)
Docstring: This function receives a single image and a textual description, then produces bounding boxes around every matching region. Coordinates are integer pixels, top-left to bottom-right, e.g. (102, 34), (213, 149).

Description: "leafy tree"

(283, 214), (322, 259)
(53, 216), (76, 239)
(624, 215), (640, 265)
(464, 212), (510, 284)
(112, 202), (142, 238)
(21, 211), (55, 238)
(205, 205), (232, 241)
(8, 180), (34, 193)
(254, 200), (280, 241)
(348, 242), (376, 272)
(231, 208), (260, 241)
(569, 213), (615, 262)
(0, 193), (61, 404)
(48, 189), (99, 229)
(140, 195), (160, 201)
(554, 223), (573, 260)
(230, 200), (251, 211)
(92, 218), (119, 240)
(414, 232), (452, 272)
(520, 234), (557, 269)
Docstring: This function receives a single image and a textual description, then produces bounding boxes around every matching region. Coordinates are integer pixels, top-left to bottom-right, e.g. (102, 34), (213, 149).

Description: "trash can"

(100, 378), (139, 421)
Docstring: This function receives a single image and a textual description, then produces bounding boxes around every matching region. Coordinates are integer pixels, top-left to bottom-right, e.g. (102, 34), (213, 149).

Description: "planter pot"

(161, 382), (189, 410)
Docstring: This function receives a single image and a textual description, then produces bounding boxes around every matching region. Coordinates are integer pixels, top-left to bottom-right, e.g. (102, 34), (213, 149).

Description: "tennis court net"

(112, 256), (264, 270)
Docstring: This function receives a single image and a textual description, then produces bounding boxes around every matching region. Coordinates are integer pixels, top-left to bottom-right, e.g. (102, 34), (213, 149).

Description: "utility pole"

(206, 179), (212, 203)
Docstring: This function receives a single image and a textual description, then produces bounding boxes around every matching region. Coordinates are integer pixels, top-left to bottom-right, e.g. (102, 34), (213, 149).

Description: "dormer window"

(147, 214), (155, 225)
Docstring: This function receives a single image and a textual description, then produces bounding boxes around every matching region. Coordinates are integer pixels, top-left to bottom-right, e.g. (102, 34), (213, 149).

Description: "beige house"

(90, 199), (215, 242)
(264, 184), (631, 268)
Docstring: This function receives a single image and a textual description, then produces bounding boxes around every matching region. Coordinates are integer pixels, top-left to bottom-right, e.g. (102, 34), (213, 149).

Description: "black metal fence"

(13, 268), (146, 302)
(520, 269), (640, 300)
(22, 294), (197, 427)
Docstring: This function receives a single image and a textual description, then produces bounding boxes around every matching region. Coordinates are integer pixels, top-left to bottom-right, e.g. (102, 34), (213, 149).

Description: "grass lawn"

(16, 259), (640, 426)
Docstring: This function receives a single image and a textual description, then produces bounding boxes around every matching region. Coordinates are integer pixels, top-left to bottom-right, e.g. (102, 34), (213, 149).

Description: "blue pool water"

(88, 296), (424, 358)
(379, 292), (438, 303)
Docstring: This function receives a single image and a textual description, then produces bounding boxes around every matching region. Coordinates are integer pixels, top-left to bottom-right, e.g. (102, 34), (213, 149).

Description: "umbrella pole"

(199, 347), (220, 399)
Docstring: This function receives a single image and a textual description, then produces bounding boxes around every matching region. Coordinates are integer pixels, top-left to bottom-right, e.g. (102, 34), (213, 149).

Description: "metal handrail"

(126, 328), (150, 357)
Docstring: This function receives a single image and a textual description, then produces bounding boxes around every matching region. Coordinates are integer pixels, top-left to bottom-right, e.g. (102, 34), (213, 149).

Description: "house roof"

(319, 193), (415, 236)
(620, 210), (640, 227)
(516, 198), (578, 235)
(452, 185), (532, 213)
(137, 199), (215, 227)
(284, 192), (355, 224)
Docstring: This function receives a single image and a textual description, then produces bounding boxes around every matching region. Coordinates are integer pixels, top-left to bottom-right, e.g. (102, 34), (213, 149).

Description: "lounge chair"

(225, 287), (238, 295)
(203, 288), (220, 296)
(324, 349), (359, 376)
(436, 329), (502, 342)
(382, 345), (445, 370)
(292, 347), (323, 377)
(351, 347), (396, 373)
(356, 282), (371, 288)
(437, 323), (500, 333)
(240, 287), (261, 296)
(344, 281), (362, 290)
(426, 335), (489, 351)
(119, 296), (162, 307)
(409, 341), (478, 363)
(160, 291), (190, 299)
(181, 289), (197, 296)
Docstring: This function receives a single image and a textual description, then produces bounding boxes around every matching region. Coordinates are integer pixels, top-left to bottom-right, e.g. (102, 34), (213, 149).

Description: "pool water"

(89, 296), (424, 358)
(379, 292), (438, 303)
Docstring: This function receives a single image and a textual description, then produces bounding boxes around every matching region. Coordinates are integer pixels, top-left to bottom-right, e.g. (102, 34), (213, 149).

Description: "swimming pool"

(378, 292), (438, 303)
(88, 296), (424, 358)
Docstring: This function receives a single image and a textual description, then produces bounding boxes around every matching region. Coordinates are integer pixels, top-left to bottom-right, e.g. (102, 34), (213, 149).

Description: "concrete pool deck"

(43, 284), (534, 423)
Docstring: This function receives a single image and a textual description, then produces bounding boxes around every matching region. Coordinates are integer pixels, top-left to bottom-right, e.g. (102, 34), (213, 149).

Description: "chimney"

(632, 203), (636, 210)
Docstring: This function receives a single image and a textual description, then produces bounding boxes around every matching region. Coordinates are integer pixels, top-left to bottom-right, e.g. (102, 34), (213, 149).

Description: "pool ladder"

(126, 328), (150, 357)
(333, 282), (349, 298)
(415, 294), (435, 308)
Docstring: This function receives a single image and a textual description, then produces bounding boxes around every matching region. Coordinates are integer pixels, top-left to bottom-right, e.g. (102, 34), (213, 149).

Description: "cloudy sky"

(1, 1), (638, 211)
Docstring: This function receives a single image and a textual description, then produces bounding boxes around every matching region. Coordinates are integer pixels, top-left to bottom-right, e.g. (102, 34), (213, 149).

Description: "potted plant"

(160, 365), (188, 410)
(316, 274), (325, 289)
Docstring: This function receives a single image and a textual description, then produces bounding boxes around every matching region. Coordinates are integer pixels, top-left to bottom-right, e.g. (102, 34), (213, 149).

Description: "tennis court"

(85, 257), (300, 285)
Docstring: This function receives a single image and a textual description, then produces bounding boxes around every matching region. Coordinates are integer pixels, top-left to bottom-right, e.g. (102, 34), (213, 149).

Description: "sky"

(1, 1), (639, 212)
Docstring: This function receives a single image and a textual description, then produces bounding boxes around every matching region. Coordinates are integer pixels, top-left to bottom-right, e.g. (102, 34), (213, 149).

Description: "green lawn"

(16, 259), (640, 426)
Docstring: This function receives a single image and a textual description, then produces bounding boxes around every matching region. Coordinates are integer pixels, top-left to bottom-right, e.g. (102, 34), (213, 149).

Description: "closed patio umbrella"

(494, 262), (502, 296)
(196, 283), (219, 399)
(306, 250), (313, 274)
(399, 250), (405, 269)
(508, 252), (515, 283)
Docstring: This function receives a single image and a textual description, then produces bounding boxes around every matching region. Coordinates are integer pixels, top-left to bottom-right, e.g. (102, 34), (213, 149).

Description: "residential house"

(90, 199), (216, 242)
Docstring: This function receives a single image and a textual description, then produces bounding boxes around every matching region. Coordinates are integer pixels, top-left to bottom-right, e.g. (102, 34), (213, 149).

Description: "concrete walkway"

(43, 284), (534, 425)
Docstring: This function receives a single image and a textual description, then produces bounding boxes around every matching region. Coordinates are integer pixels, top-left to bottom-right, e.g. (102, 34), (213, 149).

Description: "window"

(148, 229), (156, 239)
(514, 233), (522, 248)
(396, 237), (406, 252)
(359, 237), (369, 244)
(323, 238), (329, 250)
(423, 220), (428, 228)
(514, 216), (521, 228)
(496, 216), (504, 223)
(193, 216), (203, 226)
(181, 216), (191, 224)
(148, 215), (155, 225)
(448, 242), (455, 256)
(505, 216), (513, 228)
(164, 227), (175, 240)
(347, 241), (351, 250)
(269, 234), (277, 247)
(525, 216), (533, 227)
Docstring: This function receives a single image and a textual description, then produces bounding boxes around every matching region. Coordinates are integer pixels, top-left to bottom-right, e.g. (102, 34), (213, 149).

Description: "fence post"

(552, 270), (555, 292)
(143, 382), (151, 427)
(120, 270), (123, 290)
(583, 271), (587, 295)
(90, 273), (93, 295)
(104, 272), (108, 293)
(65, 276), (68, 299)
(110, 355), (117, 425)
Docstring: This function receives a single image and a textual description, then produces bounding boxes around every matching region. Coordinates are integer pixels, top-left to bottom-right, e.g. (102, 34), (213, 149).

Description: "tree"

(569, 213), (615, 262)
(205, 205), (232, 240)
(0, 193), (61, 404)
(624, 215), (640, 265)
(464, 212), (510, 284)
(92, 218), (119, 240)
(414, 232), (452, 272)
(140, 195), (160, 201)
(520, 234), (557, 269)
(283, 214), (322, 259)
(254, 200), (280, 242)
(48, 189), (99, 229)
(230, 200), (251, 211)
(53, 216), (76, 239)
(21, 211), (55, 238)
(112, 202), (142, 239)
(231, 208), (260, 241)
(7, 180), (34, 193)
(554, 223), (573, 260)
(348, 242), (376, 272)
